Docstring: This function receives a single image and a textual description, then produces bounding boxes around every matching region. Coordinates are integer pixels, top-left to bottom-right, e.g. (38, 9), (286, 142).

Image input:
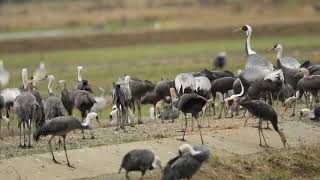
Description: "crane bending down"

(33, 112), (100, 168)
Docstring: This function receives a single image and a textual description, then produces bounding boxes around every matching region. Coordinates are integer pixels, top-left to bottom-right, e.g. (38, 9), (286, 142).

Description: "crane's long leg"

(258, 119), (262, 147)
(191, 116), (194, 131)
(137, 100), (142, 124)
(23, 122), (27, 148)
(0, 119), (2, 140)
(49, 135), (60, 164)
(290, 101), (296, 117)
(259, 120), (269, 147)
(195, 118), (204, 145)
(243, 116), (250, 127)
(217, 101), (225, 119)
(178, 115), (188, 141)
(62, 135), (75, 168)
(28, 119), (33, 148)
(19, 122), (22, 147)
(81, 111), (86, 139)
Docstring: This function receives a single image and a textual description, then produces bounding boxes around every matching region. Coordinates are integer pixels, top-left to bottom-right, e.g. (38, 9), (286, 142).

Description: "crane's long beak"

(233, 27), (242, 32)
(268, 47), (275, 52)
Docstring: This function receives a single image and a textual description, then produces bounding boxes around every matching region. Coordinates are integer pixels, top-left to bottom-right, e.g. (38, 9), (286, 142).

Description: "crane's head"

(152, 156), (162, 170)
(41, 74), (55, 81)
(297, 68), (309, 77)
(233, 24), (252, 37)
(77, 65), (83, 71)
(270, 44), (283, 52)
(178, 144), (201, 156)
(39, 61), (45, 69)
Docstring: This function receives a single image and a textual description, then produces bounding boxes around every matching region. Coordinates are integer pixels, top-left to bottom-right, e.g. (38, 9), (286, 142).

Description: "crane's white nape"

(82, 112), (98, 127)
(77, 65), (83, 82)
(124, 75), (131, 86)
(272, 44), (283, 60)
(22, 68), (28, 89)
(46, 74), (55, 94)
(179, 144), (201, 156)
(238, 24), (256, 55)
(152, 155), (162, 169)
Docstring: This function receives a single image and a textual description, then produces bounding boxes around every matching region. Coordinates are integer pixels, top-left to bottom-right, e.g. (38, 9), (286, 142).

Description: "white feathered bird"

(175, 73), (196, 94)
(91, 87), (107, 113)
(0, 60), (10, 86)
(195, 76), (211, 92)
(33, 61), (47, 82)
(1, 88), (20, 105)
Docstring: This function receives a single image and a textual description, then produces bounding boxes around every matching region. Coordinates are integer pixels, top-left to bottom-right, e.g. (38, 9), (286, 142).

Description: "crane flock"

(0, 24), (319, 178)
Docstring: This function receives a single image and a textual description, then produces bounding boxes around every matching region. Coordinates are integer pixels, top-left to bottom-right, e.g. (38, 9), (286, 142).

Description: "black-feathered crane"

(118, 149), (162, 179)
(162, 144), (210, 180)
(177, 93), (207, 144)
(33, 112), (100, 168)
(240, 100), (286, 148)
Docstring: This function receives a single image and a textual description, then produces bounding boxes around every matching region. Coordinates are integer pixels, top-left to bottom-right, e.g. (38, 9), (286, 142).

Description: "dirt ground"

(1, 106), (320, 180)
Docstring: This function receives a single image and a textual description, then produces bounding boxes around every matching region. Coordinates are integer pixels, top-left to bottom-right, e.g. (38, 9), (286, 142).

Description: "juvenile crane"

(33, 112), (100, 168)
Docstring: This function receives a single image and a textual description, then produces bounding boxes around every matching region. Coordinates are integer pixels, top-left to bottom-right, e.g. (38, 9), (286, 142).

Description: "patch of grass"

(201, 144), (320, 179)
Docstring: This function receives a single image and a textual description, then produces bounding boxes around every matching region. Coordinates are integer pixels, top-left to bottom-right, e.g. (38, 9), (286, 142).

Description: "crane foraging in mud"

(240, 100), (286, 148)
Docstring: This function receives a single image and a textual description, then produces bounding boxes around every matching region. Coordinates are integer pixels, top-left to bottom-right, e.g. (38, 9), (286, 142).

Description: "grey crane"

(213, 51), (227, 69)
(0, 60), (10, 86)
(155, 80), (175, 102)
(14, 68), (39, 148)
(118, 149), (162, 179)
(178, 93), (207, 144)
(28, 76), (45, 128)
(58, 80), (75, 116)
(129, 77), (155, 124)
(112, 82), (130, 130)
(58, 80), (96, 138)
(43, 75), (65, 120)
(141, 91), (161, 120)
(240, 100), (286, 148)
(162, 144), (210, 180)
(33, 112), (100, 168)
(76, 65), (93, 93)
(300, 60), (320, 75)
(211, 77), (236, 118)
(296, 68), (320, 106)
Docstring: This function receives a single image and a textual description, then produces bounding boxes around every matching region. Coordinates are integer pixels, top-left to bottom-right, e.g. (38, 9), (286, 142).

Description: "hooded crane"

(43, 75), (65, 120)
(296, 68), (320, 107)
(240, 100), (286, 148)
(58, 80), (96, 138)
(162, 144), (210, 180)
(178, 93), (207, 144)
(28, 76), (45, 129)
(118, 149), (162, 179)
(211, 77), (236, 118)
(129, 77), (155, 124)
(155, 80), (175, 102)
(0, 60), (10, 86)
(33, 112), (100, 168)
(14, 68), (39, 148)
(76, 65), (93, 93)
(112, 82), (130, 130)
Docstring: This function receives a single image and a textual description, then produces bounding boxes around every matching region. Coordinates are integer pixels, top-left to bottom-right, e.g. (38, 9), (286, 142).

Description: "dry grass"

(146, 143), (320, 179)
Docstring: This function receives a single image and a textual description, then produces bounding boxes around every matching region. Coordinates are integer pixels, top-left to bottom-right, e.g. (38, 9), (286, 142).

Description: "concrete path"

(0, 121), (319, 180)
